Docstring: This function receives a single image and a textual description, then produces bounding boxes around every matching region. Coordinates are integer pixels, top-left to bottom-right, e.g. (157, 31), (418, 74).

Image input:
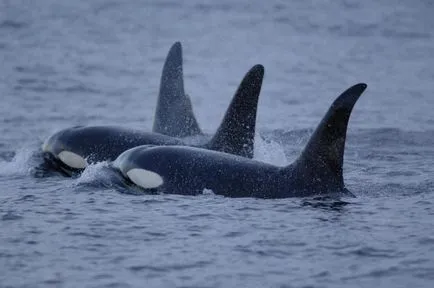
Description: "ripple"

(382, 29), (431, 39)
(235, 245), (293, 259)
(418, 237), (434, 245)
(178, 213), (213, 220)
(130, 198), (171, 205)
(128, 260), (213, 273)
(93, 273), (114, 280)
(62, 84), (100, 94)
(43, 277), (64, 285)
(1, 211), (23, 221)
(223, 231), (246, 238)
(16, 194), (37, 202)
(194, 3), (233, 13)
(235, 206), (263, 212)
(68, 232), (103, 239)
(151, 1), (182, 9)
(17, 78), (40, 86)
(336, 246), (402, 259)
(15, 64), (56, 76)
(413, 268), (434, 280)
(26, 228), (43, 235)
(14, 82), (101, 94)
(301, 198), (351, 211)
(145, 231), (167, 238)
(343, 266), (400, 280)
(328, 23), (379, 37)
(0, 20), (28, 29)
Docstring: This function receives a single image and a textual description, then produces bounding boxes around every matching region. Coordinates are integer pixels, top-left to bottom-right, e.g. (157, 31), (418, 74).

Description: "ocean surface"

(1, 0), (434, 287)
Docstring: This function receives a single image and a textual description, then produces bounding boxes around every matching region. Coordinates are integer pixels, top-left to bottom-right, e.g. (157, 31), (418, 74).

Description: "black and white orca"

(113, 83), (368, 198)
(42, 42), (265, 175)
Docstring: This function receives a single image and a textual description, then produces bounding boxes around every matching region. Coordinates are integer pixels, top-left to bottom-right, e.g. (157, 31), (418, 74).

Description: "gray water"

(1, 0), (434, 287)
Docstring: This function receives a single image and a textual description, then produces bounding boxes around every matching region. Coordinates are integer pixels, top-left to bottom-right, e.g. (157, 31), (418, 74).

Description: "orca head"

(42, 126), (143, 171)
(42, 126), (90, 170)
(114, 145), (166, 191)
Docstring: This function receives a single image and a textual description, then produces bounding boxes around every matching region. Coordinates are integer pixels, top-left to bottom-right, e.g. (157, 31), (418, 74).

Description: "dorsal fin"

(291, 83), (367, 191)
(206, 65), (265, 158)
(152, 42), (202, 138)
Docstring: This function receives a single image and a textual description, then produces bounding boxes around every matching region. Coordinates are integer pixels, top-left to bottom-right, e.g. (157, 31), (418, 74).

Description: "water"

(1, 0), (434, 287)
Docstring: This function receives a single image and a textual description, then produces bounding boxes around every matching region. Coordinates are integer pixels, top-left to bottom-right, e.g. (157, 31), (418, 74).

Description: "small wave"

(342, 266), (400, 280)
(152, 1), (182, 9)
(128, 260), (213, 273)
(336, 246), (401, 259)
(194, 3), (234, 13)
(14, 82), (100, 95)
(62, 84), (100, 94)
(0, 20), (28, 30)
(352, 128), (434, 147)
(1, 211), (23, 221)
(15, 195), (37, 202)
(301, 196), (352, 212)
(418, 237), (434, 245)
(327, 22), (379, 37)
(15, 65), (56, 75)
(382, 29), (431, 40)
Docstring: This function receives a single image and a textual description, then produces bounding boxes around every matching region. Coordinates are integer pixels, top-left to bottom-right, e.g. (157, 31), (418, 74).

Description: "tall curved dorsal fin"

(290, 83), (367, 190)
(206, 65), (265, 158)
(152, 42), (202, 138)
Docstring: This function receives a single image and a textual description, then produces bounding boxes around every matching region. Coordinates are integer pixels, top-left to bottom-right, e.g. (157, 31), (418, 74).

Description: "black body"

(114, 83), (367, 198)
(42, 44), (265, 173)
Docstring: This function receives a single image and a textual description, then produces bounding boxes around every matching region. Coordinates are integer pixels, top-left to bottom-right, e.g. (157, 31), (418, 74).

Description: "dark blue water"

(1, 0), (434, 287)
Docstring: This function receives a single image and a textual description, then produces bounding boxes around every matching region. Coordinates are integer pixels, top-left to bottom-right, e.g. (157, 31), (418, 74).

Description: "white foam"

(58, 151), (87, 169)
(72, 161), (110, 186)
(254, 133), (288, 167)
(0, 147), (34, 176)
(41, 140), (48, 152)
(126, 168), (164, 189)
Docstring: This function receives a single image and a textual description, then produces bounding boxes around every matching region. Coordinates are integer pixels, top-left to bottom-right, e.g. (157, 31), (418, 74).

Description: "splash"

(72, 161), (112, 186)
(254, 133), (288, 166)
(71, 161), (142, 194)
(0, 147), (36, 176)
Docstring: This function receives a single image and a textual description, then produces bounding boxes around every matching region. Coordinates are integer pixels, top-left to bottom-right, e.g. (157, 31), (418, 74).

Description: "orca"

(113, 83), (367, 198)
(42, 62), (265, 175)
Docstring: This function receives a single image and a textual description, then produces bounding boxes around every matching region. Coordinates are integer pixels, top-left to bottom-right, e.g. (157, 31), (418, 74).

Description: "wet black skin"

(42, 64), (265, 174)
(114, 83), (367, 198)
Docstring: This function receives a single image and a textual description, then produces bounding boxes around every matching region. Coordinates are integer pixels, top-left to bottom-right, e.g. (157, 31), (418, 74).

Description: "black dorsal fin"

(290, 83), (367, 191)
(152, 42), (202, 138)
(206, 65), (265, 158)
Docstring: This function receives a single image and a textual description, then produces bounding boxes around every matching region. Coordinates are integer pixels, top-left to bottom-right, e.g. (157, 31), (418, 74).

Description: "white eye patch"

(126, 168), (164, 189)
(58, 151), (88, 169)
